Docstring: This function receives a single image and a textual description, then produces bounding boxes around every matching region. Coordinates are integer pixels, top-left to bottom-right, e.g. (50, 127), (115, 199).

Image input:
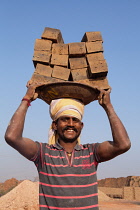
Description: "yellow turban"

(48, 98), (84, 145)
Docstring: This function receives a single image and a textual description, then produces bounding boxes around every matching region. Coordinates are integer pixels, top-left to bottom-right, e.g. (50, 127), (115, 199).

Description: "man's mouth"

(66, 129), (75, 132)
(64, 127), (77, 133)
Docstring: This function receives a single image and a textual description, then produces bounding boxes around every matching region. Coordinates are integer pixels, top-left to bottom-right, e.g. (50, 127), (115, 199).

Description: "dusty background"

(0, 178), (140, 210)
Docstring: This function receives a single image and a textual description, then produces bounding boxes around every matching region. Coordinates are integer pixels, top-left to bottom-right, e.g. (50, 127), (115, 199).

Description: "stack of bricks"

(129, 176), (140, 187)
(31, 27), (110, 94)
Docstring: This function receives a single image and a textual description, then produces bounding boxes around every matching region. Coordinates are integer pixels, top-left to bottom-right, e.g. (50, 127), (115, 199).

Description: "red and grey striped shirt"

(32, 142), (100, 210)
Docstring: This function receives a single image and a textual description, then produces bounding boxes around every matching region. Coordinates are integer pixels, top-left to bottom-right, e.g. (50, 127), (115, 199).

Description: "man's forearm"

(97, 90), (131, 161)
(5, 100), (29, 145)
(5, 83), (45, 159)
(104, 103), (131, 152)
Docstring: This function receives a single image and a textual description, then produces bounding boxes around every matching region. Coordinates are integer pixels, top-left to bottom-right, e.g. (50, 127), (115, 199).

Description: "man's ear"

(81, 122), (84, 130)
(52, 121), (57, 131)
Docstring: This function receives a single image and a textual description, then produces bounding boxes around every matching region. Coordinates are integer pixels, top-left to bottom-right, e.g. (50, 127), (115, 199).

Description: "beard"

(58, 134), (79, 143)
(57, 126), (81, 143)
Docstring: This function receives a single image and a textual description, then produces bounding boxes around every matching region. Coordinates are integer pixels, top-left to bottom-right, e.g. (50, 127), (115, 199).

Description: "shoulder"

(35, 141), (50, 151)
(82, 143), (98, 149)
(82, 143), (100, 159)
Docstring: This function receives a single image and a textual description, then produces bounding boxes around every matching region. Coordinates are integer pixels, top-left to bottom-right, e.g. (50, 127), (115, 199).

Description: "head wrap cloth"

(48, 98), (84, 145)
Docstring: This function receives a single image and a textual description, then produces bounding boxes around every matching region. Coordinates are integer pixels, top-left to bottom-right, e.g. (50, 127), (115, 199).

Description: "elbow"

(5, 132), (17, 146)
(5, 133), (12, 145)
(119, 138), (131, 153)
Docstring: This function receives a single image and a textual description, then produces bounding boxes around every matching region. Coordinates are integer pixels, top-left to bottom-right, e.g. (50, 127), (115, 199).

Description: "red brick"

(41, 27), (64, 43)
(52, 66), (70, 80)
(35, 63), (53, 77)
(52, 43), (68, 55)
(69, 42), (86, 56)
(69, 57), (87, 70)
(34, 39), (52, 51)
(31, 73), (65, 84)
(32, 51), (51, 65)
(86, 52), (104, 62)
(88, 60), (108, 78)
(71, 68), (88, 81)
(86, 41), (103, 53)
(76, 78), (110, 90)
(51, 54), (68, 67)
(81, 31), (103, 42)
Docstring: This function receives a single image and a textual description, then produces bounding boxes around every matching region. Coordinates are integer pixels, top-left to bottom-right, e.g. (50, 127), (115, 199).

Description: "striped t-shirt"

(32, 141), (100, 210)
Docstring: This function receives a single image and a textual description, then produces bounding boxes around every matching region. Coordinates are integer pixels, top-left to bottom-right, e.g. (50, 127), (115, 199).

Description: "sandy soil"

(0, 180), (140, 209)
(99, 200), (140, 210)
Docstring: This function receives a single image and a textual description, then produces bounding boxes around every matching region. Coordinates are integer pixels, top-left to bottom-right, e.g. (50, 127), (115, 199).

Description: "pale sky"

(0, 0), (140, 182)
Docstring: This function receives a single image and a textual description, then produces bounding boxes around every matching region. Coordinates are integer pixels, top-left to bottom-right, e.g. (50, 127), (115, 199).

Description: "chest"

(38, 147), (98, 188)
(43, 148), (97, 175)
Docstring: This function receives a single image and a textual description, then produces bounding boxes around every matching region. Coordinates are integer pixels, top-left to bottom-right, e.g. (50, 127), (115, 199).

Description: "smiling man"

(5, 82), (131, 210)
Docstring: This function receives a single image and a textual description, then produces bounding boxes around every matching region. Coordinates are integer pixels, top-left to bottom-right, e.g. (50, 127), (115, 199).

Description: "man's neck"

(58, 139), (78, 153)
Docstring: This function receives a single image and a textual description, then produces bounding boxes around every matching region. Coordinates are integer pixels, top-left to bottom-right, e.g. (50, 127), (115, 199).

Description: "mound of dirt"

(0, 180), (39, 210)
(98, 190), (111, 201)
(0, 178), (20, 196)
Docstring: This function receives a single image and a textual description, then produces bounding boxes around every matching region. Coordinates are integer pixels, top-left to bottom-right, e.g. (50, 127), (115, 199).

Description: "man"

(5, 82), (131, 210)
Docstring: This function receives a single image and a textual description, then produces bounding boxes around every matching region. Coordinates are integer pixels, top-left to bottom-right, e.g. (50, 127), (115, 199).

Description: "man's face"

(53, 116), (83, 143)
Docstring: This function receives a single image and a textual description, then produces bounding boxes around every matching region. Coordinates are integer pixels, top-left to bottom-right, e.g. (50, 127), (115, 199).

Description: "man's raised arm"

(96, 90), (131, 162)
(5, 83), (42, 160)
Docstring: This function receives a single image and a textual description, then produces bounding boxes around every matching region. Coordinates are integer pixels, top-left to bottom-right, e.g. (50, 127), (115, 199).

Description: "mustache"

(63, 126), (77, 132)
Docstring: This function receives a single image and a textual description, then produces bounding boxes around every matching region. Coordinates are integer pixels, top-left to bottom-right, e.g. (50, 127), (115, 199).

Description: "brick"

(34, 39), (52, 51)
(41, 27), (64, 43)
(69, 57), (87, 70)
(69, 42), (86, 56)
(81, 31), (103, 42)
(71, 68), (88, 81)
(32, 51), (51, 65)
(88, 60), (108, 78)
(52, 43), (68, 55)
(34, 63), (53, 77)
(52, 66), (70, 80)
(31, 73), (65, 84)
(86, 41), (103, 53)
(86, 52), (104, 62)
(76, 77), (110, 90)
(135, 187), (140, 201)
(51, 54), (68, 67)
(123, 187), (135, 200)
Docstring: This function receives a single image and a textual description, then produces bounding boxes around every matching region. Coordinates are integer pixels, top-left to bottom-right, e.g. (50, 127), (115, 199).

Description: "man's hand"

(98, 89), (111, 109)
(24, 80), (46, 102)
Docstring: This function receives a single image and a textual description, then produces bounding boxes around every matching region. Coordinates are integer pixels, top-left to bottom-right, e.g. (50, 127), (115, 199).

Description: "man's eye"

(73, 118), (80, 122)
(61, 117), (68, 122)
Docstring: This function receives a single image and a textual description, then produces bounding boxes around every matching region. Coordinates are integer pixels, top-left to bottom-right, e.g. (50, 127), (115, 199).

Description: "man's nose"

(67, 118), (74, 126)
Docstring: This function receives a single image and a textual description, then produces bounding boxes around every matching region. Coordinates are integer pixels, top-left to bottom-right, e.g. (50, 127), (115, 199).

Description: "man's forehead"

(58, 115), (81, 121)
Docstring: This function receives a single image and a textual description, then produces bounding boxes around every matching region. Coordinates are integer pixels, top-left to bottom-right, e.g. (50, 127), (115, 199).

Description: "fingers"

(98, 90), (105, 105)
(26, 80), (33, 88)
(26, 80), (46, 89)
(25, 81), (47, 101)
(98, 89), (111, 106)
(32, 92), (38, 100)
(107, 87), (112, 93)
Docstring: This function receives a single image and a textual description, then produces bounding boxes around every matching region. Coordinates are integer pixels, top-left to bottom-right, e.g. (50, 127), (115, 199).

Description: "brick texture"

(30, 27), (111, 104)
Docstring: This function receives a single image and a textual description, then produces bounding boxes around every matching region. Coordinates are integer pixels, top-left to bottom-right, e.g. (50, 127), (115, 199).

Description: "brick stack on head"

(30, 27), (111, 104)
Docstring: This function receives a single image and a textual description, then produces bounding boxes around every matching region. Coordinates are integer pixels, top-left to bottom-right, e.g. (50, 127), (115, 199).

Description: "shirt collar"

(53, 141), (83, 151)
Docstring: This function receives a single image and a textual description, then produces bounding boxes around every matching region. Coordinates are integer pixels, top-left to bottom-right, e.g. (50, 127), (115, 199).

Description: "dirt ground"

(0, 180), (140, 209)
(99, 200), (140, 210)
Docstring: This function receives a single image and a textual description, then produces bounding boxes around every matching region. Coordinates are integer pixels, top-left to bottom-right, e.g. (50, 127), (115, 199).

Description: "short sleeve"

(30, 141), (45, 169)
(92, 143), (101, 163)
